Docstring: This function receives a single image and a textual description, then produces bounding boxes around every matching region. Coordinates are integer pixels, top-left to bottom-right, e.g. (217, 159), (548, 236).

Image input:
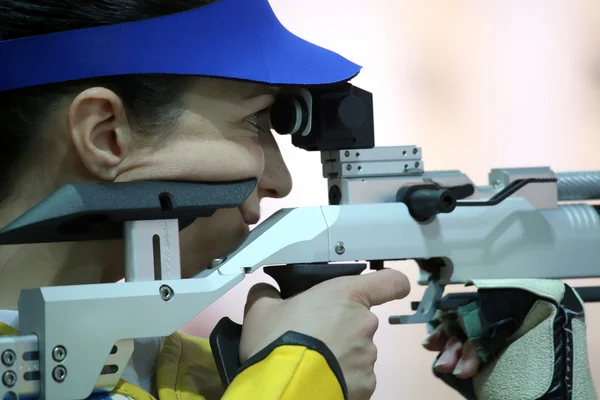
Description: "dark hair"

(0, 0), (217, 200)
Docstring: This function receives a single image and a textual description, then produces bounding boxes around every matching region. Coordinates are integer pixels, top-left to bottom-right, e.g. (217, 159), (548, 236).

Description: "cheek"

(199, 139), (265, 180)
(175, 138), (265, 181)
(129, 137), (265, 183)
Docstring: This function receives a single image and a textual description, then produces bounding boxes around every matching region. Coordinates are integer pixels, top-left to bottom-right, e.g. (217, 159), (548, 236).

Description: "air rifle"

(0, 83), (599, 399)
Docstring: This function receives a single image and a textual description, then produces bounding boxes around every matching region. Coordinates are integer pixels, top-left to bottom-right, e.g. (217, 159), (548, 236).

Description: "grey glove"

(429, 279), (597, 400)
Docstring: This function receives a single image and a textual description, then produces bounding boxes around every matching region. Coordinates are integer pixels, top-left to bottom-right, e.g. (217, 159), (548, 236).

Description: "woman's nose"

(258, 134), (293, 200)
(258, 161), (293, 199)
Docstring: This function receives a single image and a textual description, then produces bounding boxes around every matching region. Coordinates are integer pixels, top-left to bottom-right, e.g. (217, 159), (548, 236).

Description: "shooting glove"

(429, 279), (597, 400)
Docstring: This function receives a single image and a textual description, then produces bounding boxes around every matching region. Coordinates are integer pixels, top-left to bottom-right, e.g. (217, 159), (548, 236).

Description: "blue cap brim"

(0, 0), (362, 92)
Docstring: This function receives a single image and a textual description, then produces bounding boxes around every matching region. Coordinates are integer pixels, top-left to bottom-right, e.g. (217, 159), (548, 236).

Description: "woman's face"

(65, 77), (293, 279)
(169, 78), (293, 277)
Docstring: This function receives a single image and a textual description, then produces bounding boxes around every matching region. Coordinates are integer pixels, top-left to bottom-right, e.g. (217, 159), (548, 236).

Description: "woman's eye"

(245, 108), (270, 133)
(246, 113), (260, 129)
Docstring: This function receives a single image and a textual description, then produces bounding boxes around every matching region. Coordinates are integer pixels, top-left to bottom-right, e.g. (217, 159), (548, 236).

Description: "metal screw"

(334, 241), (345, 255)
(344, 151), (350, 157)
(415, 162), (420, 168)
(2, 371), (16, 387)
(160, 285), (174, 301)
(209, 257), (226, 269)
(52, 346), (67, 362)
(346, 164), (352, 171)
(1, 350), (15, 367)
(413, 148), (418, 155)
(4, 391), (17, 400)
(52, 366), (67, 383)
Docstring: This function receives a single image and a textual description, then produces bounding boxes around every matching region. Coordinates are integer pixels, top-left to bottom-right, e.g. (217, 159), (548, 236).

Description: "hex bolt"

(52, 346), (67, 362)
(1, 350), (15, 367)
(2, 371), (16, 387)
(160, 285), (174, 301)
(52, 366), (67, 383)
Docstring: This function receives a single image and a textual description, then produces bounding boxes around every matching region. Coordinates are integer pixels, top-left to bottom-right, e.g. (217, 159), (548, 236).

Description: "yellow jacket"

(0, 321), (347, 400)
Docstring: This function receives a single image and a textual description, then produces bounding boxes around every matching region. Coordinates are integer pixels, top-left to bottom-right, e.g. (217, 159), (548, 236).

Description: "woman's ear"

(67, 87), (133, 181)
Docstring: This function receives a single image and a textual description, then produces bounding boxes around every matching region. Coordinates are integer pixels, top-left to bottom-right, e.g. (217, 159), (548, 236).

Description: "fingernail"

(434, 359), (447, 368)
(444, 336), (459, 349)
(453, 367), (462, 376)
(421, 338), (430, 346)
(434, 353), (450, 368)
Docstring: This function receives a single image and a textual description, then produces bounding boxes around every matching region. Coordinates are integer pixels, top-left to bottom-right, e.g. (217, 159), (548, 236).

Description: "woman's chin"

(208, 223), (250, 261)
(179, 217), (252, 278)
(230, 222), (251, 249)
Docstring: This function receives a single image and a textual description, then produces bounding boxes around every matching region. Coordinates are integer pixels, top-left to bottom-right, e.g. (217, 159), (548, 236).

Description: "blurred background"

(183, 1), (600, 398)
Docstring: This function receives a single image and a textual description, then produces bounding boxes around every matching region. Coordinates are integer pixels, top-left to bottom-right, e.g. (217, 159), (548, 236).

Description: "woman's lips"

(240, 205), (260, 225)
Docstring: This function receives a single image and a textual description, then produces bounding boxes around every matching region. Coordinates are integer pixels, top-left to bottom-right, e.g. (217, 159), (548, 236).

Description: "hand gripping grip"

(210, 263), (366, 388)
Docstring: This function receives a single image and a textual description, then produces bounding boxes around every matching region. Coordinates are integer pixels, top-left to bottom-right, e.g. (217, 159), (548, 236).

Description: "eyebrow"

(244, 84), (280, 100)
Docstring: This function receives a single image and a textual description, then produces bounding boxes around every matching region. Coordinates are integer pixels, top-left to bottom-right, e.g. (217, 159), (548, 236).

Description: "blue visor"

(0, 0), (361, 92)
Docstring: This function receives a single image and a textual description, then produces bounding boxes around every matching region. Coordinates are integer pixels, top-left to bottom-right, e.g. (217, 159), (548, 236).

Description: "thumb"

(244, 282), (281, 315)
(343, 269), (411, 308)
